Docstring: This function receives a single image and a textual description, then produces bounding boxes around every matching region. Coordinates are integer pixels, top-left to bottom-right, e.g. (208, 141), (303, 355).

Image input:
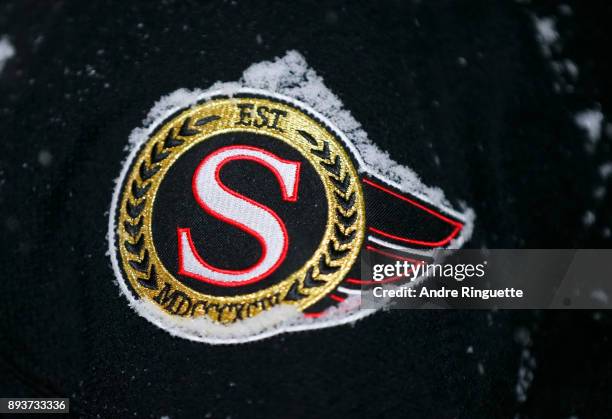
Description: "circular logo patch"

(113, 93), (366, 326)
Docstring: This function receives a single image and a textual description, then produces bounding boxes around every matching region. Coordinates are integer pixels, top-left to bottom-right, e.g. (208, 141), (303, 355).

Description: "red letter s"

(177, 145), (301, 287)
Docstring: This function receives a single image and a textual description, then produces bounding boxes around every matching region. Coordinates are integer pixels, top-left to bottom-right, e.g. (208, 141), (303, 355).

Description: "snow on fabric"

(0, 36), (15, 74)
(109, 50), (474, 343)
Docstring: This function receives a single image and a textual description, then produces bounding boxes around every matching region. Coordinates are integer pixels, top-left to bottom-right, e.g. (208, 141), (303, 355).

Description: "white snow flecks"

(0, 36), (15, 74)
(599, 162), (612, 179)
(558, 4), (573, 16)
(533, 16), (559, 57)
(477, 362), (485, 375)
(514, 326), (531, 346)
(582, 210), (596, 227)
(551, 59), (579, 81)
(593, 186), (606, 200)
(563, 59), (578, 79)
(514, 327), (536, 403)
(127, 88), (206, 148)
(531, 8), (609, 154)
(138, 88), (205, 134)
(531, 13), (580, 94)
(594, 162), (611, 202)
(531, 6), (611, 238)
(574, 109), (604, 145)
(516, 354), (536, 403)
(37, 149), (53, 167)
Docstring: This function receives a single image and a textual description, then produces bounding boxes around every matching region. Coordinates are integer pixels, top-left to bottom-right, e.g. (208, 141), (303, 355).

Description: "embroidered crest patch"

(109, 52), (474, 343)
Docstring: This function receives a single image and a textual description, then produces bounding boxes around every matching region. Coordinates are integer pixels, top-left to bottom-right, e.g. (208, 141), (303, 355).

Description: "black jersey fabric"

(1, 1), (611, 418)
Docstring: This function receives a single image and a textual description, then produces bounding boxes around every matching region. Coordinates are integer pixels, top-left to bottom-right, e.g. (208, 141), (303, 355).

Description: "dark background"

(0, 0), (611, 418)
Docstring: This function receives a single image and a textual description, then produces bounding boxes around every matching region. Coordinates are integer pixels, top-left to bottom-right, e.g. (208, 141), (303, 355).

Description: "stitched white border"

(107, 51), (474, 344)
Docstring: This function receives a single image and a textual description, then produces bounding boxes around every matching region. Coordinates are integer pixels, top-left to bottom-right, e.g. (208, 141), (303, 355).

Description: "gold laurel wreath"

(118, 97), (365, 323)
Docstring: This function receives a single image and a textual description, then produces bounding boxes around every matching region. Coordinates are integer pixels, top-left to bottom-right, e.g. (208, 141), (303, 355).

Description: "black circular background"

(152, 131), (328, 296)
